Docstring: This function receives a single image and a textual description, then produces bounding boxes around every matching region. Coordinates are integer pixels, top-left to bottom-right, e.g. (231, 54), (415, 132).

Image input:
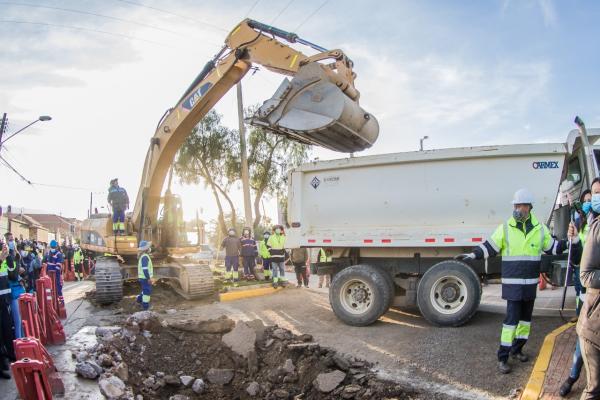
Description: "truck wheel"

(417, 260), (481, 327)
(330, 264), (392, 326)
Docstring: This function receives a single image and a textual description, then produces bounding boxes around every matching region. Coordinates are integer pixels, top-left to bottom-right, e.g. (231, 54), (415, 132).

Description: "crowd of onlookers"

(220, 225), (331, 289)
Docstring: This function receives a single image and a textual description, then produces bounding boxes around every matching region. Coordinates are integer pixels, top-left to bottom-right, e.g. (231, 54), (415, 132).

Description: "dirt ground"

(97, 315), (428, 399)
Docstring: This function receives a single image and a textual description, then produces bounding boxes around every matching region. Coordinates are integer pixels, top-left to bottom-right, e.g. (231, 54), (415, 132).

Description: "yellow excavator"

(80, 18), (379, 304)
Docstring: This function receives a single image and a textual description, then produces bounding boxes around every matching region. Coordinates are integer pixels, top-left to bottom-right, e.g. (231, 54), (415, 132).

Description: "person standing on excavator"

(107, 178), (129, 236)
(136, 241), (153, 310)
(456, 188), (577, 375)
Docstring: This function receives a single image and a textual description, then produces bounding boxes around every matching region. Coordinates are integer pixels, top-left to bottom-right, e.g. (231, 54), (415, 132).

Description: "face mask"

(592, 194), (600, 214)
(228, 231), (235, 236)
(264, 234), (270, 239)
(583, 201), (593, 215)
(512, 209), (528, 221)
(7, 241), (14, 251)
(20, 250), (28, 257)
(50, 248), (57, 253)
(275, 229), (282, 234)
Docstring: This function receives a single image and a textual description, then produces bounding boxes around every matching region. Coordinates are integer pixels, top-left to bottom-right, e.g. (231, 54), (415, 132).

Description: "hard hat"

(512, 188), (535, 205)
(50, 240), (58, 248)
(138, 240), (152, 251)
(263, 231), (271, 235)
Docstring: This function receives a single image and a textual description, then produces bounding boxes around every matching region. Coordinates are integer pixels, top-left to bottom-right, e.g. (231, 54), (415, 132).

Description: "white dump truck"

(285, 123), (600, 327)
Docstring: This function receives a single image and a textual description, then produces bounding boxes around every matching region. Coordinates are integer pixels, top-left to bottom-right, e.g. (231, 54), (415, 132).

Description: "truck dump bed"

(286, 143), (568, 248)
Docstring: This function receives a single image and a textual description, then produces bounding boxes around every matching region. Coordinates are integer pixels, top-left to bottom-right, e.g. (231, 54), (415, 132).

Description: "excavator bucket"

(250, 62), (379, 153)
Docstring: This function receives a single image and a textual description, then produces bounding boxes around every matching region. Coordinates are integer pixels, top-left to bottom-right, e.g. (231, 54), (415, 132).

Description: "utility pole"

(237, 82), (253, 227)
(0, 113), (7, 152)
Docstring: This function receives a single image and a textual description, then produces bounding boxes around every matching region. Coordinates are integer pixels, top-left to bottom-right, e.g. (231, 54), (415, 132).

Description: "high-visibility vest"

(258, 240), (271, 259)
(74, 249), (84, 264)
(138, 253), (153, 279)
(489, 213), (554, 301)
(0, 260), (11, 298)
(266, 234), (286, 260)
(319, 248), (332, 262)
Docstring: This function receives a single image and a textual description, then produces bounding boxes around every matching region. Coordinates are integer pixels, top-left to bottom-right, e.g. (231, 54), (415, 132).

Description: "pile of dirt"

(85, 280), (217, 314)
(75, 312), (424, 399)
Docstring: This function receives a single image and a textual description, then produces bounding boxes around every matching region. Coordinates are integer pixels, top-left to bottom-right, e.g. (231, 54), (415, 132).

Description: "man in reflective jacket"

(457, 188), (576, 374)
(136, 241), (153, 310)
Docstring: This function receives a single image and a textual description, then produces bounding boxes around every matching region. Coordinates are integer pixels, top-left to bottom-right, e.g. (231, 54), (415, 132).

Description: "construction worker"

(136, 241), (153, 310)
(291, 247), (309, 288)
(240, 227), (258, 280)
(107, 178), (129, 236)
(73, 243), (84, 281)
(457, 188), (575, 374)
(0, 240), (16, 375)
(259, 231), (272, 280)
(221, 228), (241, 286)
(318, 248), (332, 288)
(267, 225), (287, 288)
(44, 240), (64, 299)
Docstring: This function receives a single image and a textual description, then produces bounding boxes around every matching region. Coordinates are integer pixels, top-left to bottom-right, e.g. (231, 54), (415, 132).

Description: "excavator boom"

(132, 19), (380, 235)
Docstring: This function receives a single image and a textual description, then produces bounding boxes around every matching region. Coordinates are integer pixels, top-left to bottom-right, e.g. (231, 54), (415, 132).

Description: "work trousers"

(262, 258), (272, 279)
(294, 263), (308, 286)
(0, 300), (15, 361)
(271, 260), (286, 283)
(112, 209), (126, 233)
(318, 274), (331, 287)
(225, 256), (239, 281)
(581, 338), (600, 400)
(569, 338), (584, 381)
(136, 278), (152, 310)
(498, 299), (535, 362)
(242, 256), (256, 277)
(75, 262), (83, 280)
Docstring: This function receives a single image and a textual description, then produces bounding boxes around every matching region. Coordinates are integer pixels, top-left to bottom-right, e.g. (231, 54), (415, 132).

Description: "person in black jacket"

(240, 227), (257, 280)
(107, 178), (129, 235)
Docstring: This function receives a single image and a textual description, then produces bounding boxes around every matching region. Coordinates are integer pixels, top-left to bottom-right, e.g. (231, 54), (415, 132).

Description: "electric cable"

(270, 0), (295, 24)
(243, 0), (261, 18)
(293, 0), (330, 31)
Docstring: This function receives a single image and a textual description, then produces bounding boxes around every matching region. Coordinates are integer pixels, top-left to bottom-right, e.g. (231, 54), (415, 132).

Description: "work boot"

(0, 370), (10, 380)
(511, 352), (529, 362)
(297, 283), (302, 288)
(497, 361), (511, 374)
(559, 376), (576, 396)
(273, 281), (278, 288)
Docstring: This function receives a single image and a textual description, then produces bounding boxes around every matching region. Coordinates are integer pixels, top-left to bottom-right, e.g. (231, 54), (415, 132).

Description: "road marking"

(520, 322), (575, 400)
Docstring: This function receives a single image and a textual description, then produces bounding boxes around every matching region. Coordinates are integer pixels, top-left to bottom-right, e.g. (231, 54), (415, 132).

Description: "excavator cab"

(250, 62), (379, 153)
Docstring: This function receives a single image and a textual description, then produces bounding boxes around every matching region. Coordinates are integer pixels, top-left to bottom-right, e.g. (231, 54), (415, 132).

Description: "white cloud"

(538, 0), (558, 27)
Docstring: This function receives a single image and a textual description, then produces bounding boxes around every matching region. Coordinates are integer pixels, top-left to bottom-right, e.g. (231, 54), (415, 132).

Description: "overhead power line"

(0, 154), (32, 184)
(270, 0), (295, 24)
(113, 0), (228, 32)
(243, 0), (261, 19)
(0, 1), (187, 37)
(0, 20), (175, 48)
(294, 0), (330, 31)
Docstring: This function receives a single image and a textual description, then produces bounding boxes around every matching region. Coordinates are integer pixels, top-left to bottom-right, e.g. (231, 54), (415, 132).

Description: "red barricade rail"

(11, 358), (53, 400)
(35, 276), (65, 345)
(46, 269), (67, 320)
(14, 337), (64, 396)
(18, 294), (46, 344)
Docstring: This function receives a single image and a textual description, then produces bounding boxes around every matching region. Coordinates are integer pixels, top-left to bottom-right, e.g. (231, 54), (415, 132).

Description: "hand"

(568, 222), (578, 240)
(454, 253), (475, 261)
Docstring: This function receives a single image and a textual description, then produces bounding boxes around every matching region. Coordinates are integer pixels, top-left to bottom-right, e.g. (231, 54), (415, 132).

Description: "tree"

(174, 110), (239, 236)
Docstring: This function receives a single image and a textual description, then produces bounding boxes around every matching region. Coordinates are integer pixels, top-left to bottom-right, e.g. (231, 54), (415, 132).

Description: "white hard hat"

(512, 188), (535, 205)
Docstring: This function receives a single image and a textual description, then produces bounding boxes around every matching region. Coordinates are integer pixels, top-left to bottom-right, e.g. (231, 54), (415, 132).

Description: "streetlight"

(419, 135), (429, 151)
(0, 115), (52, 148)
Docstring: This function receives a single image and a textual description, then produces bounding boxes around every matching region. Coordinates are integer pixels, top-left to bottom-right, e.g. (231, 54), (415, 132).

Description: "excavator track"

(173, 263), (215, 300)
(94, 257), (123, 304)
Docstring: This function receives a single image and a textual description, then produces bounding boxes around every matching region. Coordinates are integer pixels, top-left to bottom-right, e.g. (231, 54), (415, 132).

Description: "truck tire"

(329, 264), (393, 326)
(95, 257), (123, 304)
(417, 260), (481, 327)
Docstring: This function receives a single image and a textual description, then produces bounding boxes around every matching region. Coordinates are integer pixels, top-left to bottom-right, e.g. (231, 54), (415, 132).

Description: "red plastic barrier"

(14, 337), (64, 396)
(18, 294), (46, 344)
(35, 276), (65, 345)
(11, 358), (53, 400)
(46, 270), (67, 320)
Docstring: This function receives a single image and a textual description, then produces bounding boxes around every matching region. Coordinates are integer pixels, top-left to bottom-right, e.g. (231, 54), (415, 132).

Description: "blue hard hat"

(138, 240), (152, 251)
(50, 240), (58, 248)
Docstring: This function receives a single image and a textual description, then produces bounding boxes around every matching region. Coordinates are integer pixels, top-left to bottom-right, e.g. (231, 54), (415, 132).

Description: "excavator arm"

(131, 19), (379, 239)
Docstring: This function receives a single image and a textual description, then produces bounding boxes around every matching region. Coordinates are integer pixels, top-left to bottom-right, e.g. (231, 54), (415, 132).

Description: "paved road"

(168, 282), (570, 400)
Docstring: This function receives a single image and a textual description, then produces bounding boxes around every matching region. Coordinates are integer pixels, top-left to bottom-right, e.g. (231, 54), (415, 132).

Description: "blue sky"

(1, 0), (599, 220)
